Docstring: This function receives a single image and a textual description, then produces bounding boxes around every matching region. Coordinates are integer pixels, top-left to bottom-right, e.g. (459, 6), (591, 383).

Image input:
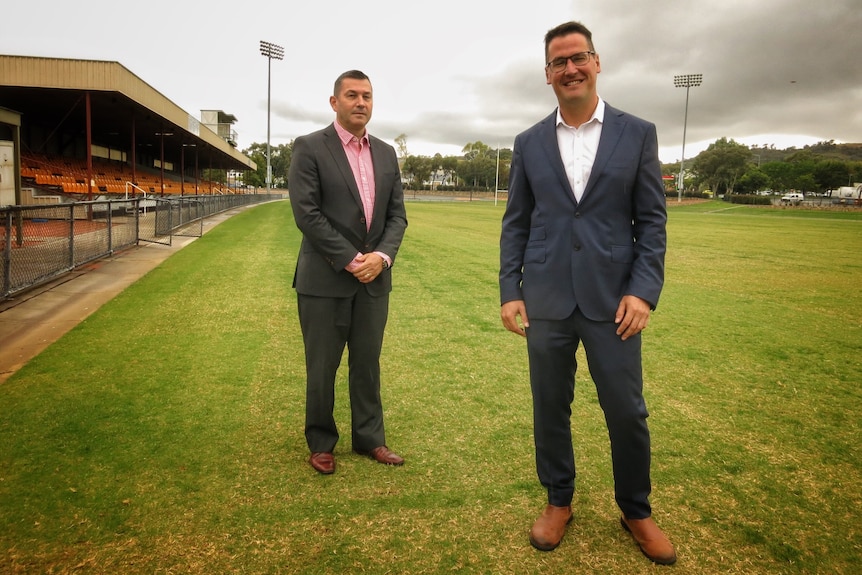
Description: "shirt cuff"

(374, 251), (392, 268)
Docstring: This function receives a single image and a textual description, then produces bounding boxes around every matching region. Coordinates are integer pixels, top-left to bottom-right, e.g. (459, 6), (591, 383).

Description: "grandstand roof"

(0, 54), (256, 173)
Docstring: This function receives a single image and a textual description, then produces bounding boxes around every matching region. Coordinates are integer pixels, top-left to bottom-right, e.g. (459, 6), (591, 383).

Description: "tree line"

(237, 136), (511, 192)
(237, 135), (861, 197)
(663, 139), (862, 197)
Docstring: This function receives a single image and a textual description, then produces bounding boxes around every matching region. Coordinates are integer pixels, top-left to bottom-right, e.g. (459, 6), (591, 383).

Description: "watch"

(381, 259), (390, 270)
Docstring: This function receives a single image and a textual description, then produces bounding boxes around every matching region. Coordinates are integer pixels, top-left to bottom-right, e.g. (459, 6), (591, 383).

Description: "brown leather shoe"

(620, 516), (677, 565)
(354, 445), (404, 466)
(529, 504), (573, 551)
(309, 452), (335, 474)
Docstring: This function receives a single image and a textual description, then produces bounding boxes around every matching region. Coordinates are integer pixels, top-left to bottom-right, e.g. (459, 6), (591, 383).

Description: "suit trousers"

(526, 307), (652, 518)
(298, 289), (389, 454)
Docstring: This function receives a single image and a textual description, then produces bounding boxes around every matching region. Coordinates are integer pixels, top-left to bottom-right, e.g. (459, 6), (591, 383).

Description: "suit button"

(573, 244), (581, 251)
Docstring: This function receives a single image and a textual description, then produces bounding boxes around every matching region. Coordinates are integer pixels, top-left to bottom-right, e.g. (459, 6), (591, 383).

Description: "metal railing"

(2, 194), (285, 299)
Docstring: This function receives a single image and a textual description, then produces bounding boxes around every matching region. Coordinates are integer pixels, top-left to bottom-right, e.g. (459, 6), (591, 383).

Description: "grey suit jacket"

(499, 105), (667, 322)
(289, 123), (407, 298)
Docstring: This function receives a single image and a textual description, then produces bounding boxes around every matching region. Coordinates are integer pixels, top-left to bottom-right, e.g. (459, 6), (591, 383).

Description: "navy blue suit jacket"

(500, 105), (667, 322)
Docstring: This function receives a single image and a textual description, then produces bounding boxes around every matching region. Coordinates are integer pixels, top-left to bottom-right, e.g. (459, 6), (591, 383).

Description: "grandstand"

(0, 55), (258, 206)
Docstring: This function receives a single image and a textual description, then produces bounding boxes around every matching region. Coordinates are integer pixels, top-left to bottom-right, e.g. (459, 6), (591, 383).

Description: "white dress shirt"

(555, 98), (605, 202)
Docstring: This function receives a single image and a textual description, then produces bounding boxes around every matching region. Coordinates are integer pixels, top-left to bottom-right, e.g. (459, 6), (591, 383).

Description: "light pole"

(260, 40), (284, 192)
(494, 144), (501, 206)
(673, 73), (702, 202)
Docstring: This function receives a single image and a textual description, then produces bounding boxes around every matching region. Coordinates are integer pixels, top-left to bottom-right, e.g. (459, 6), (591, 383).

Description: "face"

(330, 77), (373, 137)
(545, 32), (601, 108)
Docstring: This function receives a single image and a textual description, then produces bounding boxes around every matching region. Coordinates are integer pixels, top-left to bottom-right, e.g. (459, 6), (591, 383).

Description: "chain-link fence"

(2, 194), (286, 298)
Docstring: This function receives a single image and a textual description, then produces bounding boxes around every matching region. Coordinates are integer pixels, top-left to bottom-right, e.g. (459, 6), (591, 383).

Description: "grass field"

(1, 199), (860, 574)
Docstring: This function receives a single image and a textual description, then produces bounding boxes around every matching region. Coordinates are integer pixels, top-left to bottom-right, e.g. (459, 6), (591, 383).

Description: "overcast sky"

(2, 0), (860, 163)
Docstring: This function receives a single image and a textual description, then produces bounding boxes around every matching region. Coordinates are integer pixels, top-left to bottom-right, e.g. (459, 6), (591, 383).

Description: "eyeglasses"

(546, 51), (595, 72)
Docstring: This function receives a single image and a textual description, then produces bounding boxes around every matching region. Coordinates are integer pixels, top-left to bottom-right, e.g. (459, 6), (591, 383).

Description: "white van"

(780, 192), (804, 205)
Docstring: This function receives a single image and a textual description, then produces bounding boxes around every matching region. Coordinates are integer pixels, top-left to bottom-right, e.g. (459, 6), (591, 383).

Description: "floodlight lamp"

(674, 74), (703, 88)
(259, 40), (284, 60)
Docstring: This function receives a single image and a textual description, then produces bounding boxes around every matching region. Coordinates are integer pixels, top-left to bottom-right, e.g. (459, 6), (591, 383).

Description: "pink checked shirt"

(334, 120), (376, 230)
(333, 121), (391, 271)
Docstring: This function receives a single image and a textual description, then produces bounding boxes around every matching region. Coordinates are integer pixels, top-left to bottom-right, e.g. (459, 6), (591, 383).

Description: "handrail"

(124, 182), (149, 198)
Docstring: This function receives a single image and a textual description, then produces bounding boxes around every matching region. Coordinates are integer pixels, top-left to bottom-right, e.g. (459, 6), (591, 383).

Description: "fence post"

(67, 203), (75, 270)
(2, 210), (11, 298)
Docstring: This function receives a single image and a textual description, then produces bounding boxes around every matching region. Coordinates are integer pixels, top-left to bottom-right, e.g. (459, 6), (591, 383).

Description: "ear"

(594, 53), (601, 74)
(545, 67), (552, 85)
(329, 95), (337, 111)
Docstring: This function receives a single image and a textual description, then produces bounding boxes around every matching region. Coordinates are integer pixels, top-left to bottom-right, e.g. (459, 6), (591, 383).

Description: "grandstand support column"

(195, 146), (199, 195)
(160, 132), (165, 196)
(131, 116), (137, 191)
(86, 92), (93, 201)
(181, 144), (196, 195)
(156, 131), (173, 196)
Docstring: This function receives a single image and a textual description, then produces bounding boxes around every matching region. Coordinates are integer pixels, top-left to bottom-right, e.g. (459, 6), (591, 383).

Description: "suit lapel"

(582, 105), (625, 201)
(538, 111), (577, 206)
(323, 124), (364, 213)
(368, 137), (389, 232)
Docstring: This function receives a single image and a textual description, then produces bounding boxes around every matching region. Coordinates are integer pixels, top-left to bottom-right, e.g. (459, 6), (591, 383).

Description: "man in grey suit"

(499, 22), (675, 564)
(289, 70), (408, 475)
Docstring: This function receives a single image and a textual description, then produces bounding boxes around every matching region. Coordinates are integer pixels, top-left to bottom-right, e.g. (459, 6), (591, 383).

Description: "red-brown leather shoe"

(529, 504), (573, 551)
(354, 445), (404, 466)
(309, 452), (335, 474)
(620, 516), (677, 565)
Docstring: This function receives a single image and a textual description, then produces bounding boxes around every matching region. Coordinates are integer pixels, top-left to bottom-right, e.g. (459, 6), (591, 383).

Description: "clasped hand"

(347, 252), (385, 284)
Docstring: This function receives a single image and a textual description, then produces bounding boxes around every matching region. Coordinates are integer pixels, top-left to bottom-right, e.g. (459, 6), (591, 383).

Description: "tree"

(242, 141), (292, 188)
(783, 152), (820, 192)
(270, 141), (293, 188)
(738, 167), (771, 194)
(813, 160), (851, 193)
(456, 141), (503, 189)
(240, 143), (268, 188)
(394, 134), (408, 159)
(438, 155), (459, 187)
(462, 141), (491, 159)
(401, 155), (432, 189)
(691, 138), (752, 195)
(760, 161), (797, 193)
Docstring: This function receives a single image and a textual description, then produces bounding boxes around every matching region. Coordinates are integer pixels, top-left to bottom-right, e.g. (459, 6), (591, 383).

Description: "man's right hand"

(501, 300), (529, 337)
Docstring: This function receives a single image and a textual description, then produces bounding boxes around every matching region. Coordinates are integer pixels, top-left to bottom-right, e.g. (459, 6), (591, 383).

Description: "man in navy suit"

(289, 70), (408, 475)
(499, 22), (675, 564)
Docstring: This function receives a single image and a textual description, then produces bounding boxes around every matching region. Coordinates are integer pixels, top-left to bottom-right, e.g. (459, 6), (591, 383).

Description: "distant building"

(201, 110), (239, 148)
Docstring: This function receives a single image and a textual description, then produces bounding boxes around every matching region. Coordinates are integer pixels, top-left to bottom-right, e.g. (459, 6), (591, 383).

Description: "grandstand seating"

(20, 153), (226, 201)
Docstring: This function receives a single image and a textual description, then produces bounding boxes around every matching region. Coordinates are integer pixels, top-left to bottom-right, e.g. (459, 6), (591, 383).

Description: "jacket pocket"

(611, 244), (634, 263)
(525, 226), (546, 263)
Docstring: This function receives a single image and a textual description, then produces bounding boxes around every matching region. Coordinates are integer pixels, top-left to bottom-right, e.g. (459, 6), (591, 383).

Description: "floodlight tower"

(260, 40), (284, 192)
(673, 73), (702, 202)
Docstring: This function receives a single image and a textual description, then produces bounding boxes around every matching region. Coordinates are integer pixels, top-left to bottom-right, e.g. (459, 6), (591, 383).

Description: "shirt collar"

(333, 120), (369, 146)
(555, 97), (606, 128)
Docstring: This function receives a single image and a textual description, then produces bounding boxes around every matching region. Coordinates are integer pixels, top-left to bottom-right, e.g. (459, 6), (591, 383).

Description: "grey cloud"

(384, 0), (862, 157)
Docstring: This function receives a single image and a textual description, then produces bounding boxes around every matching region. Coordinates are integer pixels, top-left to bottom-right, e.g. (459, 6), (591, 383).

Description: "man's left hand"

(614, 295), (651, 341)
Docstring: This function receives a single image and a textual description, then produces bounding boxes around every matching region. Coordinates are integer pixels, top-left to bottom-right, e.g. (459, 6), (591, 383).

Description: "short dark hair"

(544, 21), (595, 62)
(334, 70), (370, 96)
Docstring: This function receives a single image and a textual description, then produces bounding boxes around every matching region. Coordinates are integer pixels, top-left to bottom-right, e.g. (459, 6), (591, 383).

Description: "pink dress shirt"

(333, 121), (392, 271)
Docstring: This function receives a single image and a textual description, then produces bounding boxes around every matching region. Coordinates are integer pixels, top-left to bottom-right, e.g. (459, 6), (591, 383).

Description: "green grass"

(1, 200), (860, 574)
